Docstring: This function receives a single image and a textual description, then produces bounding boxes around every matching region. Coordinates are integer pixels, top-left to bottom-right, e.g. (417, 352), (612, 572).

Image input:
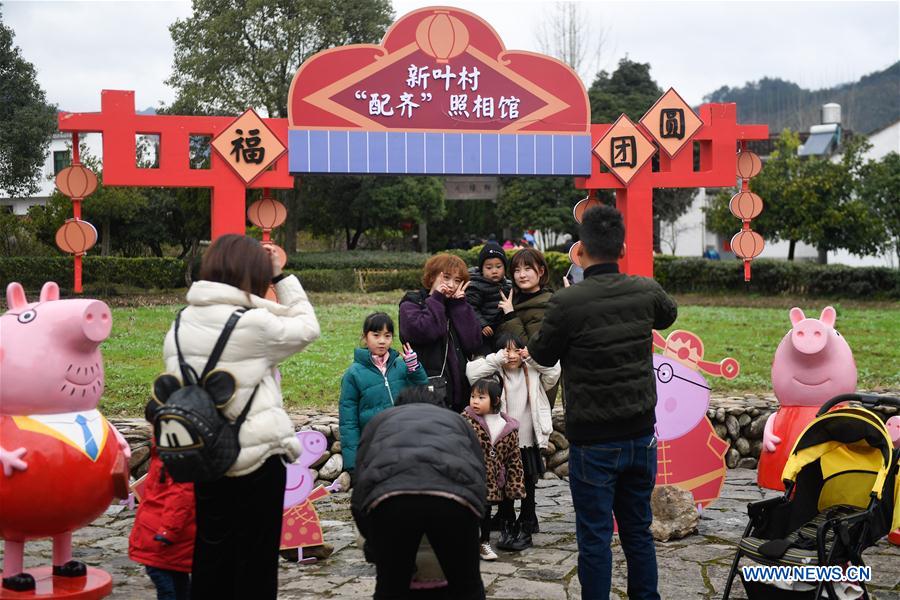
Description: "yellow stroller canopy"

(781, 405), (898, 530)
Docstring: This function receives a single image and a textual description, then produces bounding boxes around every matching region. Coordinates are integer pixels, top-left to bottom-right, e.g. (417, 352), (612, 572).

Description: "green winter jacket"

(499, 288), (554, 342)
(339, 347), (428, 472)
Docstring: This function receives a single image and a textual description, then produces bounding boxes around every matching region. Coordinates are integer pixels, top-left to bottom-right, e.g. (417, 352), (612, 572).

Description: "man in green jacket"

(528, 205), (677, 600)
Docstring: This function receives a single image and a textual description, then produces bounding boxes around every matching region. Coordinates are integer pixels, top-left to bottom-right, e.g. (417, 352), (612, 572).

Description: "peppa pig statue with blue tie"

(0, 282), (130, 596)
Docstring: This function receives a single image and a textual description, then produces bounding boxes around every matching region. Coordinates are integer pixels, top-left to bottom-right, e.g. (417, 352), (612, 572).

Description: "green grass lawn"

(99, 292), (900, 416)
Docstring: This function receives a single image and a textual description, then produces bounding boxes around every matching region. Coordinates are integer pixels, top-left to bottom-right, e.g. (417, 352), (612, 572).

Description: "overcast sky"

(4, 0), (898, 114)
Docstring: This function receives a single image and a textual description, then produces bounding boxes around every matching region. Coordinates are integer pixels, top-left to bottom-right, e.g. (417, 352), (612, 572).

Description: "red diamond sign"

(593, 114), (656, 185)
(212, 109), (286, 184)
(640, 88), (703, 158)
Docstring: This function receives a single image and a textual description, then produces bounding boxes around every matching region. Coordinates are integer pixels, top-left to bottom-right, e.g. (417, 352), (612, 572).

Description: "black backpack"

(146, 308), (257, 483)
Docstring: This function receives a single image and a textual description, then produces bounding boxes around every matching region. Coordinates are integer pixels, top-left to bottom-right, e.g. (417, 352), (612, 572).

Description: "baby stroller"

(723, 393), (900, 600)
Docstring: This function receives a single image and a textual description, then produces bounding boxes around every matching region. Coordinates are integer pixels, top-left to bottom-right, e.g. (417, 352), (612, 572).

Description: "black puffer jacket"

(465, 267), (512, 330)
(351, 403), (487, 537)
(528, 263), (678, 445)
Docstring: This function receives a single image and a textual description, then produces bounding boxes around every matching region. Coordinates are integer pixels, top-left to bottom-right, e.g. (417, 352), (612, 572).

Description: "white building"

(666, 104), (899, 267)
(0, 130), (103, 215)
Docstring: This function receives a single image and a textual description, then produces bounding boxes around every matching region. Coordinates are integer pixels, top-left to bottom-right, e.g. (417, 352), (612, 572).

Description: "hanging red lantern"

(247, 197), (287, 230)
(55, 164), (98, 199)
(573, 196), (603, 224)
(55, 219), (98, 256)
(730, 230), (764, 282)
(736, 151), (762, 179)
(568, 241), (583, 267)
(415, 11), (469, 63)
(728, 192), (764, 222)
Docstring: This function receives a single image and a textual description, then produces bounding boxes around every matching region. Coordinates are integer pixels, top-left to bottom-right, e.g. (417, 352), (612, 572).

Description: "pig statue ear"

(789, 307), (806, 326)
(203, 370), (236, 407)
(819, 306), (836, 328)
(5, 283), (28, 311)
(152, 374), (182, 405)
(39, 282), (60, 302)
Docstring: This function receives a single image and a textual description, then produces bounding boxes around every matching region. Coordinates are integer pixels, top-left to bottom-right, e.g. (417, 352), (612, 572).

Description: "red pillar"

(210, 153), (248, 239)
(615, 171), (654, 278)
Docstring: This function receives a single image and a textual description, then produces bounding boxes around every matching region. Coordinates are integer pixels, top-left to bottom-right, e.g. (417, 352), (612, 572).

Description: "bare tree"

(535, 2), (607, 83)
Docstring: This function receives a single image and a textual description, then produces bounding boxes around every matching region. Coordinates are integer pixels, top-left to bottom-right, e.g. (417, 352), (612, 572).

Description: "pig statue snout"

(790, 319), (828, 355)
(82, 300), (112, 343)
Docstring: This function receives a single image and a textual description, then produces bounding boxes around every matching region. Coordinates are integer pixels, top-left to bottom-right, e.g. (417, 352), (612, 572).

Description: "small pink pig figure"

(652, 330), (738, 510)
(757, 307), (857, 491)
(279, 430), (340, 563)
(0, 282), (130, 592)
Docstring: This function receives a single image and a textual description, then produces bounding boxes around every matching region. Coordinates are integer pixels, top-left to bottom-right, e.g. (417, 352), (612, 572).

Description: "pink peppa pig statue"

(0, 282), (130, 596)
(279, 430), (340, 563)
(757, 307), (857, 491)
(652, 330), (739, 510)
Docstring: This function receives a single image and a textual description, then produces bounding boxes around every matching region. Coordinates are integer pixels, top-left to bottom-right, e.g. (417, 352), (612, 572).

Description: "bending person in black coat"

(351, 386), (487, 600)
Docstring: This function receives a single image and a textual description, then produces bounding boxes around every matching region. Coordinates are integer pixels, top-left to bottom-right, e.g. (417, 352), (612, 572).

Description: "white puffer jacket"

(162, 275), (320, 477)
(465, 352), (560, 448)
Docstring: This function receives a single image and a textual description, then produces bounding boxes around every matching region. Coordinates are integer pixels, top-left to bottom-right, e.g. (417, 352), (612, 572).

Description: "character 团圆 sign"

(287, 7), (591, 176)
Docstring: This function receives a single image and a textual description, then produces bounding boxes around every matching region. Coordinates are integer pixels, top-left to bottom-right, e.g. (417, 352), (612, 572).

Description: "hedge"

(286, 251), (429, 271)
(0, 257), (186, 292)
(654, 257), (900, 298)
(2, 255), (896, 298)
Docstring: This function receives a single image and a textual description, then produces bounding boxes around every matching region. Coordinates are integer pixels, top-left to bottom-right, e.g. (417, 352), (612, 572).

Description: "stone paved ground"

(5, 469), (898, 599)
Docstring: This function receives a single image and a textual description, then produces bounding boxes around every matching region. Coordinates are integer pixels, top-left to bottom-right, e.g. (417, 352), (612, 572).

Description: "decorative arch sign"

(57, 4), (768, 282)
(287, 7), (592, 176)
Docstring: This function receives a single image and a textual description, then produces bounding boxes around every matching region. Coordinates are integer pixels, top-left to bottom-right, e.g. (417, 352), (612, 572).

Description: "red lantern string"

(731, 141), (765, 282)
(53, 132), (99, 293)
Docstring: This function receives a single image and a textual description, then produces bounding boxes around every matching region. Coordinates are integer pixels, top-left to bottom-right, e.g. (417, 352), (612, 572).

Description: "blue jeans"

(569, 435), (659, 600)
(146, 566), (190, 600)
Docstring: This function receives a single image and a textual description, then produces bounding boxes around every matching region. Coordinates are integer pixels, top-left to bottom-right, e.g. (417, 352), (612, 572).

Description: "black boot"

(3, 573), (35, 591)
(53, 560), (86, 578)
(508, 523), (533, 551)
(495, 520), (519, 551)
(519, 517), (540, 534)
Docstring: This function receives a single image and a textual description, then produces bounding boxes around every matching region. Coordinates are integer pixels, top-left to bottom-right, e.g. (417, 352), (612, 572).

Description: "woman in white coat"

(161, 234), (320, 600)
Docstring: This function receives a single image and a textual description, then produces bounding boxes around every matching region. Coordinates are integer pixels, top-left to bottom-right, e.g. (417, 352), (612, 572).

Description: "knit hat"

(478, 242), (508, 272)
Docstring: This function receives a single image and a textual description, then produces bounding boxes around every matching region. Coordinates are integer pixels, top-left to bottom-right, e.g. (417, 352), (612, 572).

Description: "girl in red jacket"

(128, 448), (195, 600)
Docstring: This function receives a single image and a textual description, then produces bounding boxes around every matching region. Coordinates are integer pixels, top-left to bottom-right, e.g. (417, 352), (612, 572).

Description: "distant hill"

(703, 61), (900, 135)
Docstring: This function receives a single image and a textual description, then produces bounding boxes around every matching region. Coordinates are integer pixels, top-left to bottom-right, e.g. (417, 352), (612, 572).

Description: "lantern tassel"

(744, 260), (751, 282)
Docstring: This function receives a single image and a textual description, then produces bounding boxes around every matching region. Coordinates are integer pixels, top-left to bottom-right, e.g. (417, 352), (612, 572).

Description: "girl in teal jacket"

(339, 312), (427, 472)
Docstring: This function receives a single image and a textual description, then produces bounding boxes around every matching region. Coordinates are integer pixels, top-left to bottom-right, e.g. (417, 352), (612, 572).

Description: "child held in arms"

(465, 242), (512, 354)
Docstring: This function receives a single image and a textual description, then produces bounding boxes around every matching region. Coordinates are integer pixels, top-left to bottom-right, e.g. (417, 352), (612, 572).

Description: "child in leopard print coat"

(462, 377), (525, 560)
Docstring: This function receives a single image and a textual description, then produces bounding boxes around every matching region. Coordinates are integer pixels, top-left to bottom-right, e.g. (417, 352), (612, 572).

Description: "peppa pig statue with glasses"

(757, 306), (857, 491)
(279, 430), (341, 563)
(0, 282), (130, 596)
(651, 330), (739, 510)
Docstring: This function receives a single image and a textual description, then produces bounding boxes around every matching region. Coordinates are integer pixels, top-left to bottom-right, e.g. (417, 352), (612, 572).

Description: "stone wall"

(119, 394), (898, 488)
